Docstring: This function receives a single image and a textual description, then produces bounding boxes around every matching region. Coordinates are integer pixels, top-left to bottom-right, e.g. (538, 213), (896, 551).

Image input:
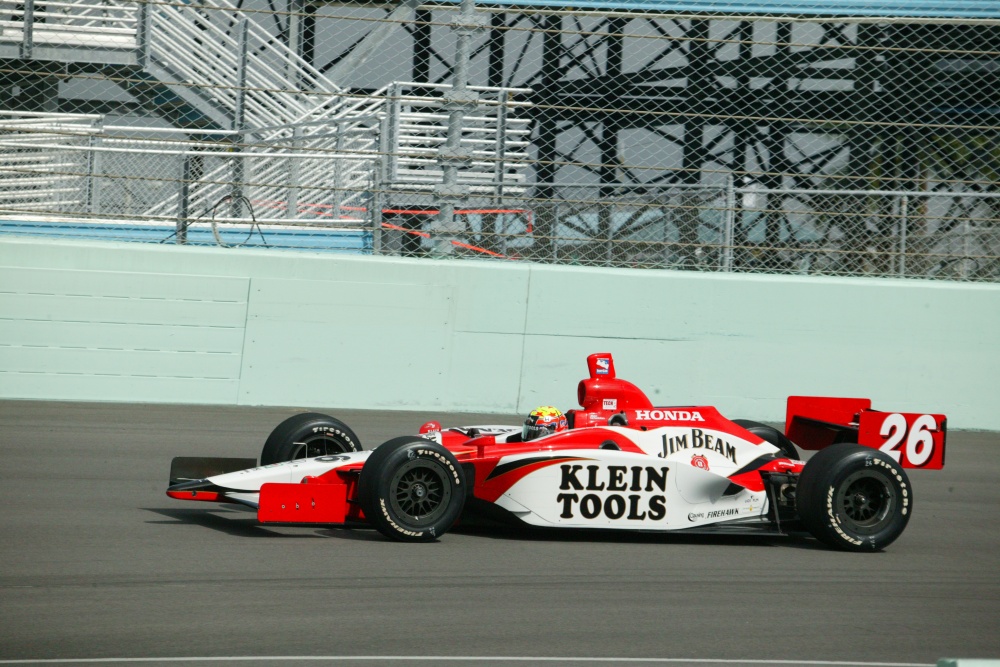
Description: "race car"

(167, 353), (946, 551)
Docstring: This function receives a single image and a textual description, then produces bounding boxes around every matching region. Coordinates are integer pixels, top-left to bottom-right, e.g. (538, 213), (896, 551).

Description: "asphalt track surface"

(1, 401), (998, 667)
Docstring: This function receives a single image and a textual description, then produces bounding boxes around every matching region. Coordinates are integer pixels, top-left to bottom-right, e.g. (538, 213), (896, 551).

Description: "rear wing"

(785, 396), (946, 469)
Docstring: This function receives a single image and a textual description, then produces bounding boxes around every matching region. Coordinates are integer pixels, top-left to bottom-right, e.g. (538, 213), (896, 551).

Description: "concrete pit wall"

(1, 236), (998, 430)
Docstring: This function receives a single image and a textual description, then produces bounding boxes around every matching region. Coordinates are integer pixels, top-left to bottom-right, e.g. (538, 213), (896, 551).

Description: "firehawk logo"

(690, 454), (709, 471)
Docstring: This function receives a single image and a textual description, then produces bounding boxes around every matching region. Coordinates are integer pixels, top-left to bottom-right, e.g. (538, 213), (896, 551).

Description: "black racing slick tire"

(796, 443), (912, 552)
(358, 436), (466, 542)
(733, 419), (799, 459)
(260, 412), (362, 465)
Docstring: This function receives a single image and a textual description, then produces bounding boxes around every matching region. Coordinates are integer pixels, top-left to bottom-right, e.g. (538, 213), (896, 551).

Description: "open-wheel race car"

(167, 353), (946, 551)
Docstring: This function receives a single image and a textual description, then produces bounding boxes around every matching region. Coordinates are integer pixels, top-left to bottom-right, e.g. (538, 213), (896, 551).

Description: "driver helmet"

(523, 406), (569, 441)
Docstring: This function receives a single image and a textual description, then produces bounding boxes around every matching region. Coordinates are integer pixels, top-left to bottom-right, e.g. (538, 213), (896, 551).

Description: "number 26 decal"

(879, 414), (937, 466)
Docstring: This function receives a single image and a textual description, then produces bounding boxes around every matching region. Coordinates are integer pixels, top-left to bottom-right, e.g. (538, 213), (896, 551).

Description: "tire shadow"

(451, 521), (828, 550)
(144, 507), (832, 550)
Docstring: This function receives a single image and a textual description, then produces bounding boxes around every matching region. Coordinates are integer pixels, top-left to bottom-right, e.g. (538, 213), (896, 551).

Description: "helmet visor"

(523, 418), (557, 441)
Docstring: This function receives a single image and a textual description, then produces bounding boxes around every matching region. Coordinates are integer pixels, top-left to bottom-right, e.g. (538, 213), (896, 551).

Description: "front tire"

(260, 412), (362, 465)
(358, 437), (466, 542)
(796, 443), (911, 552)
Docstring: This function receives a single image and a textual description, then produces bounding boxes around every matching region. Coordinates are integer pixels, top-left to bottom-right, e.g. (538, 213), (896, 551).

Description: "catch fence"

(0, 0), (997, 281)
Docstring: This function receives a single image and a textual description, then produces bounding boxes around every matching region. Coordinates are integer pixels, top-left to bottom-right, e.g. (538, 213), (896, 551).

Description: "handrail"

(145, 0), (344, 132)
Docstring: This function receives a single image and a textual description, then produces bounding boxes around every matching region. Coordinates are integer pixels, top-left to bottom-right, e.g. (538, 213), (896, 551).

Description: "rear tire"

(796, 443), (911, 552)
(260, 413), (362, 465)
(358, 436), (466, 542)
(733, 419), (799, 459)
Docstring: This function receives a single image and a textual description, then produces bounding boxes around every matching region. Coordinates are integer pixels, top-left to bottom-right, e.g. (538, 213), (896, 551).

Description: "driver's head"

(523, 406), (568, 441)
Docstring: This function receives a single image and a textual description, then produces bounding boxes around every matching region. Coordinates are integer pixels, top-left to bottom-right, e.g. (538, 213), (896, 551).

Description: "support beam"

(533, 13), (562, 260)
(326, 0), (423, 87)
(413, 8), (432, 86)
(488, 11), (505, 88)
(431, 0), (483, 255)
(598, 17), (625, 265)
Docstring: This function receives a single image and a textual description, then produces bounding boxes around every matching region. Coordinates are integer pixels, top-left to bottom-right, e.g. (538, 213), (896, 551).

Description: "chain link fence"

(0, 0), (997, 280)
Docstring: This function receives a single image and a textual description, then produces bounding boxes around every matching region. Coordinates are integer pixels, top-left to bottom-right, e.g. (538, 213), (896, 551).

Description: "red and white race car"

(167, 353), (946, 551)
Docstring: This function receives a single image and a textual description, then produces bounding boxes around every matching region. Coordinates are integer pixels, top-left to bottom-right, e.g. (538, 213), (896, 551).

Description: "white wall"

(2, 236), (998, 429)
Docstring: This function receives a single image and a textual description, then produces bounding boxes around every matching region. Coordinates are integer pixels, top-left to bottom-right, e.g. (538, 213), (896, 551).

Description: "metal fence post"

(387, 82), (401, 186)
(85, 133), (99, 216)
(178, 155), (192, 244)
(333, 120), (345, 222)
(231, 18), (249, 219)
(20, 0), (34, 60)
(137, 1), (152, 69)
(493, 89), (509, 205)
(899, 195), (909, 278)
(553, 202), (560, 262)
(373, 89), (395, 255)
(370, 167), (384, 256)
(287, 125), (301, 220)
(723, 177), (735, 272)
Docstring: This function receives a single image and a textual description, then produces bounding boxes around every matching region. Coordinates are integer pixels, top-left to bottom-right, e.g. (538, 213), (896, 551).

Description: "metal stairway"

(1, 0), (532, 228)
(2, 0), (345, 132)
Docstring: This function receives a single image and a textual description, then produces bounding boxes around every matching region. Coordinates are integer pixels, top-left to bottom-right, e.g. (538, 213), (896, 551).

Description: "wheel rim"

(290, 435), (352, 459)
(388, 459), (452, 526)
(835, 470), (894, 533)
